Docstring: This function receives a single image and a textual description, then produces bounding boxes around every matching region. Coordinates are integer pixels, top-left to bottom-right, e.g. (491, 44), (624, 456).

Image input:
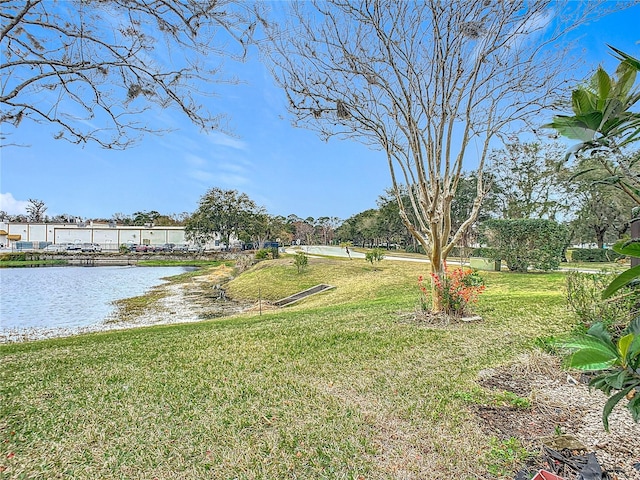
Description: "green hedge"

(566, 248), (624, 263)
(479, 219), (568, 272)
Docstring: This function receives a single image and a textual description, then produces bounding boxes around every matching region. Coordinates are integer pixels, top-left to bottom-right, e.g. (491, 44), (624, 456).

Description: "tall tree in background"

(185, 188), (257, 250)
(569, 157), (638, 248)
(265, 0), (621, 311)
(1, 0), (261, 148)
(316, 216), (341, 245)
(487, 141), (570, 220)
(449, 172), (499, 257)
(247, 212), (287, 249)
(26, 198), (47, 222)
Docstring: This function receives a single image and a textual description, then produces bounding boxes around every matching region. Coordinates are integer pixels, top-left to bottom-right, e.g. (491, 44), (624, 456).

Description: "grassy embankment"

(0, 252), (68, 268)
(1, 255), (577, 479)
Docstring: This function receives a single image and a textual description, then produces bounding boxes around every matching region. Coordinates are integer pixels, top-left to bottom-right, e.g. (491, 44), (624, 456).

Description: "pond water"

(0, 266), (193, 333)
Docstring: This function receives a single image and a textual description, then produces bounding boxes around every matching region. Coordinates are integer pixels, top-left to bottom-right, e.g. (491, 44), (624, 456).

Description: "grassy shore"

(0, 259), (68, 268)
(0, 256), (576, 479)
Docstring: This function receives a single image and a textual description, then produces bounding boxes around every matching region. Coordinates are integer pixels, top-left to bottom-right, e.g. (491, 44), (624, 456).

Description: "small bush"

(419, 268), (486, 317)
(365, 248), (385, 268)
(255, 249), (270, 260)
(565, 271), (639, 334)
(567, 248), (624, 263)
(255, 247), (280, 260)
(404, 244), (426, 254)
(294, 252), (308, 273)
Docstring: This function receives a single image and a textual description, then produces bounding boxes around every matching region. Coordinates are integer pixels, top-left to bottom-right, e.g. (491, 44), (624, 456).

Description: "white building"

(0, 221), (225, 251)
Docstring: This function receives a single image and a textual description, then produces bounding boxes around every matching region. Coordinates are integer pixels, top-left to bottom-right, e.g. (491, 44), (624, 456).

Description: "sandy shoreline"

(0, 280), (245, 344)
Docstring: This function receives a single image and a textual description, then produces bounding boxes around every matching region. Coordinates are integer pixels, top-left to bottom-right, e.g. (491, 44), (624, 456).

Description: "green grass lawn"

(0, 257), (577, 479)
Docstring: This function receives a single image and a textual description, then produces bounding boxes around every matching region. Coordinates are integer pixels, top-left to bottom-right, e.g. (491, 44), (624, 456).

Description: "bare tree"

(26, 198), (47, 222)
(316, 216), (341, 245)
(1, 0), (262, 148)
(263, 0), (627, 311)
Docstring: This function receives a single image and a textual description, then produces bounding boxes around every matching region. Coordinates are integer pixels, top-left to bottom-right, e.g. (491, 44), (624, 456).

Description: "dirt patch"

(475, 352), (640, 479)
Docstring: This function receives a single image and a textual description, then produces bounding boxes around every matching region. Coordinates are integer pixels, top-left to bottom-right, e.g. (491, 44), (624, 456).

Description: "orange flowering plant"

(418, 264), (486, 316)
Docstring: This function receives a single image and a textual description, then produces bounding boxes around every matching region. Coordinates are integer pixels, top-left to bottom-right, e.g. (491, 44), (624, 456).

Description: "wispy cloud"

(188, 169), (217, 183)
(206, 132), (248, 151)
(184, 154), (208, 167)
(216, 173), (250, 186)
(504, 9), (554, 51)
(0, 192), (29, 215)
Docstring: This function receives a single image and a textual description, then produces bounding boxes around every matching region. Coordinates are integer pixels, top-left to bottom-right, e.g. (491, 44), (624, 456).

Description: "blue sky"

(1, 2), (639, 222)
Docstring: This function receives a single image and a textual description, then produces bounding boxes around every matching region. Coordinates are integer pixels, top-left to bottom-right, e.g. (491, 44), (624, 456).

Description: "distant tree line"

(335, 140), (639, 252)
(5, 138), (636, 252)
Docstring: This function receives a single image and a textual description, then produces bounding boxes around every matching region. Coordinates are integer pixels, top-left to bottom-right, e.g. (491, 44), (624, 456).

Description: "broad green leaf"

(599, 98), (624, 132)
(589, 373), (615, 394)
(602, 386), (634, 431)
(594, 68), (612, 109)
(586, 323), (615, 349)
(560, 331), (613, 352)
(609, 45), (640, 71)
(602, 264), (640, 299)
(628, 317), (640, 335)
(612, 240), (640, 257)
(609, 369), (629, 390)
(618, 334), (634, 365)
(575, 111), (604, 132)
(572, 88), (598, 115)
(568, 349), (618, 370)
(628, 335), (640, 367)
(548, 116), (597, 142)
(612, 62), (637, 98)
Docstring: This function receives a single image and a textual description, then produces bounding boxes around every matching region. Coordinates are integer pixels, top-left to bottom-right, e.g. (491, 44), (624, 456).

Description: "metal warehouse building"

(0, 221), (193, 251)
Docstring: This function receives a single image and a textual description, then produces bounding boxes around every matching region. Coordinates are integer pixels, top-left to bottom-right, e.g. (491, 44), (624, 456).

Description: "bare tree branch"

(1, 0), (264, 148)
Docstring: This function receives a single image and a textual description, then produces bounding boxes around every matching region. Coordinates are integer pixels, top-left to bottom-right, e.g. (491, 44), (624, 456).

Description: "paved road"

(284, 246), (610, 273)
(285, 245), (432, 263)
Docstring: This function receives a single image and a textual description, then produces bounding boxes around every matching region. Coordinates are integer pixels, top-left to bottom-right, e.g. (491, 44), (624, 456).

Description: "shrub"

(419, 267), (486, 317)
(558, 239), (640, 431)
(566, 271), (639, 334)
(294, 252), (308, 273)
(404, 244), (426, 254)
(255, 249), (270, 260)
(480, 219), (567, 272)
(256, 247), (280, 260)
(365, 248), (385, 268)
(567, 248), (624, 263)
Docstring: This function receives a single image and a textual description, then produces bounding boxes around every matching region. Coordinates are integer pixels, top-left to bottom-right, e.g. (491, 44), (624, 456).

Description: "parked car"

(135, 244), (150, 252)
(66, 243), (82, 251)
(162, 243), (175, 252)
(81, 243), (102, 252)
(174, 244), (189, 252)
(44, 244), (65, 252)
